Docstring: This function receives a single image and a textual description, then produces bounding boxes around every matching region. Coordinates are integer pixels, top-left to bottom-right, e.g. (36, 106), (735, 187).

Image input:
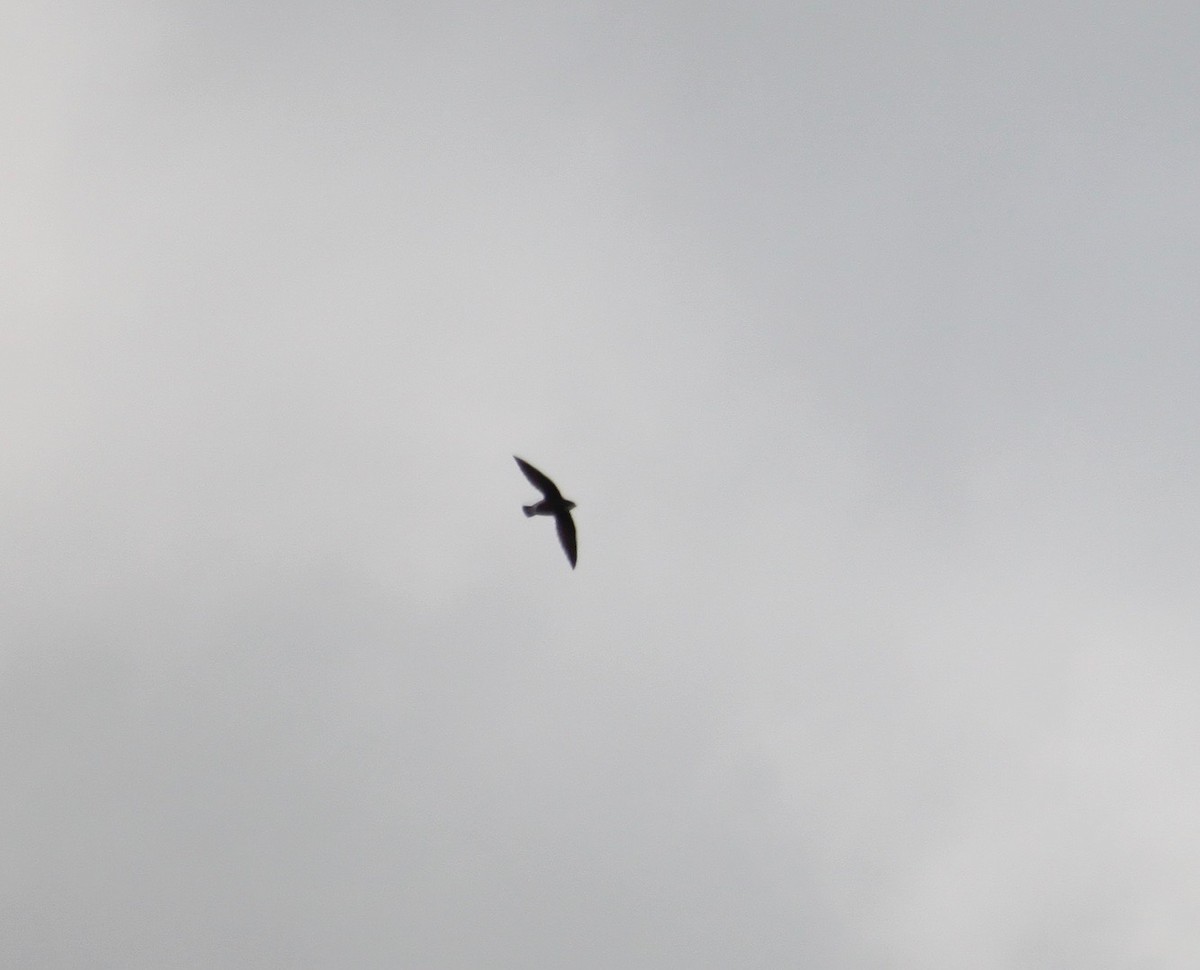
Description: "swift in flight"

(514, 456), (577, 569)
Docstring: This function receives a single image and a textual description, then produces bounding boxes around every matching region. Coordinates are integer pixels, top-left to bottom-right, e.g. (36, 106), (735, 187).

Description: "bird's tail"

(522, 504), (537, 517)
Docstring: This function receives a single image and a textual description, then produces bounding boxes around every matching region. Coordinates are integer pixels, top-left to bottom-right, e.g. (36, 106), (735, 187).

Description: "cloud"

(4, 2), (1200, 966)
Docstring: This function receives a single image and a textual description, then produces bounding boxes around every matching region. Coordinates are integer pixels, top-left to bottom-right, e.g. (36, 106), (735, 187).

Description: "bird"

(514, 456), (577, 568)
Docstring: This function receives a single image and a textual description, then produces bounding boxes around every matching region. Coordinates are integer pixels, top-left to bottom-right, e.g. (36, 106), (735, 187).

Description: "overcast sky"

(5, 2), (1200, 967)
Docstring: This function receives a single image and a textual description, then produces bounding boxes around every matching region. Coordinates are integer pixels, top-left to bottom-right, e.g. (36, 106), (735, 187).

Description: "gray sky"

(5, 2), (1200, 966)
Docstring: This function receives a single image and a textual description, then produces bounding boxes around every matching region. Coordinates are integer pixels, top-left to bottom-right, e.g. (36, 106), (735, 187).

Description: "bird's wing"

(555, 511), (577, 569)
(514, 456), (563, 500)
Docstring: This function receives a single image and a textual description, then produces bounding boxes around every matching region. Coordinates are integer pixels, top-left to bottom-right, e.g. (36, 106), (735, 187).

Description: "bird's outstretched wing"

(555, 511), (577, 568)
(514, 456), (563, 500)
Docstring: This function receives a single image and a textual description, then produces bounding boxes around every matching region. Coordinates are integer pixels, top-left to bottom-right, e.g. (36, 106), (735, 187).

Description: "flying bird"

(514, 456), (577, 568)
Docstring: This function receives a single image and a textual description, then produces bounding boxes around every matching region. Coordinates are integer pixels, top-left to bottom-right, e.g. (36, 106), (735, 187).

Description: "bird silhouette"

(514, 456), (577, 568)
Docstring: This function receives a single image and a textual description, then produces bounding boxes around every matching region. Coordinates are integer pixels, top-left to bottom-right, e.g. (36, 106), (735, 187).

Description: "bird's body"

(514, 456), (577, 568)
